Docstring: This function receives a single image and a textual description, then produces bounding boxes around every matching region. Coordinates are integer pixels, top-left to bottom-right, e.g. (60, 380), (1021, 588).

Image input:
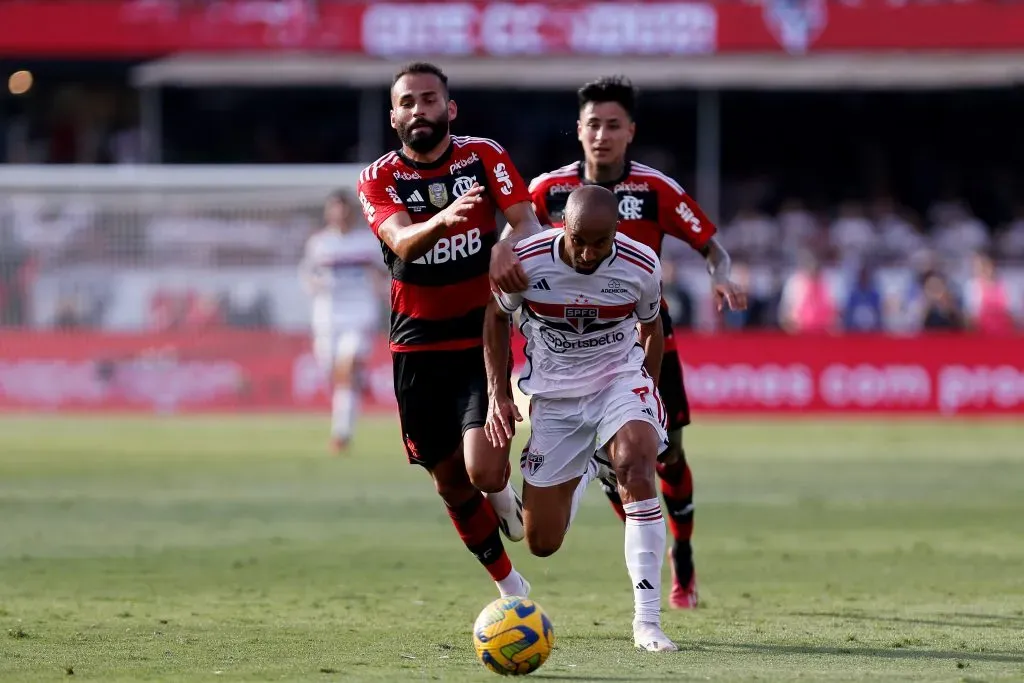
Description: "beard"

(397, 114), (449, 154)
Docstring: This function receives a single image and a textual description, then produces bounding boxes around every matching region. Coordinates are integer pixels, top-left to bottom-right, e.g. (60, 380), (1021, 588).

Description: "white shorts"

(313, 327), (373, 375)
(520, 370), (669, 488)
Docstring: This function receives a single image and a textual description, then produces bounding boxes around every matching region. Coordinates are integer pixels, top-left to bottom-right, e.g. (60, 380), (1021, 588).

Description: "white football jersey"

(302, 227), (384, 331)
(495, 228), (663, 399)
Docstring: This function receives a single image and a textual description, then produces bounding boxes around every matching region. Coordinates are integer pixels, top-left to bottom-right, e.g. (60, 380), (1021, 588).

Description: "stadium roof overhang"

(131, 52), (1024, 90)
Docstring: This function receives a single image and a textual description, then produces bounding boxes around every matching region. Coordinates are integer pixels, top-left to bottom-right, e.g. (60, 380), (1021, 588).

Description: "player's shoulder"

(358, 150), (402, 186)
(628, 161), (686, 196)
(528, 162), (581, 194)
(450, 135), (508, 156)
(614, 233), (660, 275)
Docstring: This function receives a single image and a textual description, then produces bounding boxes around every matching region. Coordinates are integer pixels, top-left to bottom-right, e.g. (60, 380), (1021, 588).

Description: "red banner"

(3, 1), (1024, 57)
(1, 330), (1021, 416)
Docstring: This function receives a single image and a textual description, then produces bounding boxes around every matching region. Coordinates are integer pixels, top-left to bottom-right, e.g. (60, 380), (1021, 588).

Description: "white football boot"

(633, 621), (679, 652)
(487, 483), (525, 542)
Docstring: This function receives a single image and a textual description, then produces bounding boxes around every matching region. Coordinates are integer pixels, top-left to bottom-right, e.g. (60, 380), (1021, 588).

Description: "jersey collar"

(577, 159), (632, 188)
(397, 135), (455, 170)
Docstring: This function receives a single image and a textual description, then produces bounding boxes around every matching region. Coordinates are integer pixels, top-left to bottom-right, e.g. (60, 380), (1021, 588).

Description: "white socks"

(568, 458), (599, 531)
(496, 569), (530, 597)
(623, 498), (666, 625)
(331, 386), (356, 440)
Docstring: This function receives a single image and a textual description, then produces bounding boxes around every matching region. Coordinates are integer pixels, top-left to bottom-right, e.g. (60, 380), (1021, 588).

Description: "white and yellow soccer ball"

(472, 596), (554, 676)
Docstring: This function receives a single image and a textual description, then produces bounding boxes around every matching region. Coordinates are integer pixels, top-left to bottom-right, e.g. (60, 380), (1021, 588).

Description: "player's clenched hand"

(490, 241), (529, 293)
(485, 395), (523, 449)
(713, 277), (748, 312)
(439, 184), (485, 229)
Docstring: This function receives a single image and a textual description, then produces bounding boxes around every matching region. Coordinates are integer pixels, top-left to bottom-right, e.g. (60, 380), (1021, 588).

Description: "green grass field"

(1, 415), (1023, 682)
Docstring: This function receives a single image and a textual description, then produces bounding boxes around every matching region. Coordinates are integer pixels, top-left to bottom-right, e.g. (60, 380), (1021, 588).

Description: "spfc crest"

(762, 0), (827, 55)
(428, 182), (448, 208)
(524, 451), (545, 476)
(564, 305), (598, 334)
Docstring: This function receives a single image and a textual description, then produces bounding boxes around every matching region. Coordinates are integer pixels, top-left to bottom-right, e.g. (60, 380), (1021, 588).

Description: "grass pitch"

(1, 415), (1023, 682)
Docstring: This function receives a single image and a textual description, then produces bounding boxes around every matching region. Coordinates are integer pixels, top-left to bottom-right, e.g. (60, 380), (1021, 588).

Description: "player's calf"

(609, 421), (661, 504)
(521, 477), (581, 557)
(430, 451), (528, 596)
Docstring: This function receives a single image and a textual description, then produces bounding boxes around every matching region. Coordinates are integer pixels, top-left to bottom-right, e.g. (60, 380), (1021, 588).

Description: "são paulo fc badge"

(428, 182), (448, 208)
(524, 451), (545, 476)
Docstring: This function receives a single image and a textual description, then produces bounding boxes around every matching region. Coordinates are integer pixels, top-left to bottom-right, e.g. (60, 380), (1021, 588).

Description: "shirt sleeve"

(494, 289), (524, 314)
(476, 139), (532, 213)
(528, 177), (552, 226)
(637, 257), (664, 323)
(657, 177), (717, 251)
(356, 167), (405, 237)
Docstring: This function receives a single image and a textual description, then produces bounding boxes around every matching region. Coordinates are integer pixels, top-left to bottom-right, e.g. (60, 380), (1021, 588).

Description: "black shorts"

(659, 309), (691, 431)
(393, 346), (490, 469)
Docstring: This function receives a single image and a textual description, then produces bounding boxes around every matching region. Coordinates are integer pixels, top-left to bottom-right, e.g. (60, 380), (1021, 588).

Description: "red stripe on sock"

(658, 460), (694, 542)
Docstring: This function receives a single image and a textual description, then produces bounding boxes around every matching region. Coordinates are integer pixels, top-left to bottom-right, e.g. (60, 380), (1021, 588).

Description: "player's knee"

(525, 527), (564, 558)
(431, 463), (476, 507)
(613, 434), (657, 494)
(466, 463), (508, 494)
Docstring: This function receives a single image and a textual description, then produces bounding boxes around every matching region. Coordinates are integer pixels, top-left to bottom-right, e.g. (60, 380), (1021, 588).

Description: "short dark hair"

(392, 62), (449, 96)
(577, 75), (637, 119)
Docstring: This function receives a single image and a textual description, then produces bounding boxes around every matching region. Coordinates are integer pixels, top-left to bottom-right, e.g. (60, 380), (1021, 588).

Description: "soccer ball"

(472, 596), (554, 675)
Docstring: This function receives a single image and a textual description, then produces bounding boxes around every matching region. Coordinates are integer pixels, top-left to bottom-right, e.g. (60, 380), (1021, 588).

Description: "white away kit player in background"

(300, 190), (387, 453)
(482, 185), (677, 652)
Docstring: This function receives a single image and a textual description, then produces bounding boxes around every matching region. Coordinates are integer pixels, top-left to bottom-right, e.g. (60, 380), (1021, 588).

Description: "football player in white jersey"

(482, 185), (677, 652)
(300, 190), (387, 453)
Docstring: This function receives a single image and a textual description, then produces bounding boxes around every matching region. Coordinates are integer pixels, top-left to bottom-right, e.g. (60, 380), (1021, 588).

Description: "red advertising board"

(2, 1), (1024, 57)
(1, 330), (1021, 416)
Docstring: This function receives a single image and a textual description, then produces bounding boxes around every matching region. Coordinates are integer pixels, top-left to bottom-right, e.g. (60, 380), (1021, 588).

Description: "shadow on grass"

(701, 640), (1024, 665)
(791, 610), (1024, 631)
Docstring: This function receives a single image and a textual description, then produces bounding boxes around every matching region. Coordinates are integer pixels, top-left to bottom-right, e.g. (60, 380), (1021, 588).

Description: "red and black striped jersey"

(528, 160), (716, 257)
(357, 135), (530, 353)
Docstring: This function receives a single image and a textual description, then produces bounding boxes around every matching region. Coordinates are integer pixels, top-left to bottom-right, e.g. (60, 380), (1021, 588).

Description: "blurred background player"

(530, 76), (746, 609)
(484, 186), (677, 652)
(356, 63), (542, 598)
(299, 189), (386, 453)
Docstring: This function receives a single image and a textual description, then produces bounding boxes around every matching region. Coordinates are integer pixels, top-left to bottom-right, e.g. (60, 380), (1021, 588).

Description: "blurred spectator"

(963, 252), (1018, 333)
(920, 271), (965, 331)
(723, 207), (779, 265)
(777, 198), (823, 262)
(830, 201), (878, 266)
(779, 250), (837, 334)
(182, 291), (226, 330)
(930, 199), (990, 266)
(842, 263), (884, 332)
(721, 262), (781, 330)
(996, 204), (1024, 261)
(872, 197), (926, 263)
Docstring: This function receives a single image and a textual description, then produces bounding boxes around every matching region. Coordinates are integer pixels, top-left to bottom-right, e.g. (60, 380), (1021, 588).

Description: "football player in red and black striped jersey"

(530, 76), (747, 609)
(357, 63), (542, 599)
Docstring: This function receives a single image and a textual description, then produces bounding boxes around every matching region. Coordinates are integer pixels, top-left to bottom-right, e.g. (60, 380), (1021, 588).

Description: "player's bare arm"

(376, 185), (486, 263)
(638, 316), (664, 383)
(700, 236), (748, 312)
(483, 299), (523, 449)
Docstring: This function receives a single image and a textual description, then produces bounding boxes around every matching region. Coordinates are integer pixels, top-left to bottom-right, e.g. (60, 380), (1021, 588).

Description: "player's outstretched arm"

(491, 202), (541, 294)
(638, 315), (665, 383)
(701, 236), (748, 312)
(483, 299), (523, 449)
(375, 185), (486, 263)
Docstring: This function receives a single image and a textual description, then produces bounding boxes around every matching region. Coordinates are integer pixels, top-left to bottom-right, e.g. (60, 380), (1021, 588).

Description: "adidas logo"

(406, 190), (424, 203)
(531, 278), (551, 291)
(635, 579), (655, 590)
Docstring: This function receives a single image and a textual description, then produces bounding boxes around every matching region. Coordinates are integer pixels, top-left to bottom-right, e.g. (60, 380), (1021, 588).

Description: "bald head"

(562, 185), (619, 274)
